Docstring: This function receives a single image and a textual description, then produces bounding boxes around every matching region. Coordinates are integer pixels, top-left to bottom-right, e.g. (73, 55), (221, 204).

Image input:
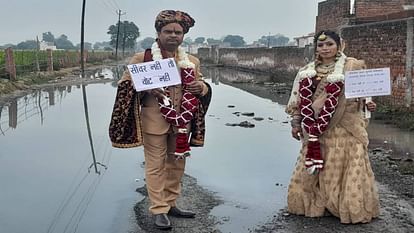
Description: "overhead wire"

(63, 137), (112, 233)
(97, 0), (118, 16)
(110, 0), (121, 10)
(47, 125), (112, 233)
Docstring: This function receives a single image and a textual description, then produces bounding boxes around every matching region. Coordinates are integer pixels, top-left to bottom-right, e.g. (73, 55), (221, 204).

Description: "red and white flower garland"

(151, 42), (199, 159)
(298, 53), (346, 174)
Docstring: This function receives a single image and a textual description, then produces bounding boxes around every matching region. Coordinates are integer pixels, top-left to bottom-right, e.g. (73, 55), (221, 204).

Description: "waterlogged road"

(0, 67), (299, 233)
(0, 66), (413, 233)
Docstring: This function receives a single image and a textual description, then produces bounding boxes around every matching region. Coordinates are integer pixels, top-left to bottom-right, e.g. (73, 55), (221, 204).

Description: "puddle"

(1, 66), (412, 233)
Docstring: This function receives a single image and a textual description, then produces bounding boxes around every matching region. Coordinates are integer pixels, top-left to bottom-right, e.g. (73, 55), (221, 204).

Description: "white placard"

(344, 67), (391, 99)
(127, 58), (181, 92)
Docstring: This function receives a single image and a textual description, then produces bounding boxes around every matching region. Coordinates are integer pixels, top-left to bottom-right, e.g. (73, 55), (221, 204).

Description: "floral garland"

(298, 52), (346, 174)
(151, 42), (199, 159)
(151, 42), (195, 69)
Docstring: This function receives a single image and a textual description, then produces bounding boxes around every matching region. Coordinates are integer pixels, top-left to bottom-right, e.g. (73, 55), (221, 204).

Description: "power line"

(104, 0), (118, 11)
(98, 0), (118, 15)
(109, 0), (120, 10)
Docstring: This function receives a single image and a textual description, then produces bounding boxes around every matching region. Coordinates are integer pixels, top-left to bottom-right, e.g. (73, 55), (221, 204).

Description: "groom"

(115, 10), (211, 230)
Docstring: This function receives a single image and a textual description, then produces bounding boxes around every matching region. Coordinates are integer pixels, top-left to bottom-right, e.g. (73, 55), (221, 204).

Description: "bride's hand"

(366, 101), (377, 112)
(291, 127), (303, 141)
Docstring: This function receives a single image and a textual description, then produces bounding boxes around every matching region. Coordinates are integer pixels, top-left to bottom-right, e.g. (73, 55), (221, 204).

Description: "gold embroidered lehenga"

(285, 57), (380, 223)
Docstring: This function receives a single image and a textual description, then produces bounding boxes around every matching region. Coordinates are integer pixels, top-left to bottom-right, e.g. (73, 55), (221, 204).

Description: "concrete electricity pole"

(80, 0), (86, 78)
(115, 9), (126, 60)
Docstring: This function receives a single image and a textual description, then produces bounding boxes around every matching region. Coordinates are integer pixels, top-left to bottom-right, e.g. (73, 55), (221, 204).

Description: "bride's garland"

(298, 53), (346, 174)
(151, 42), (199, 159)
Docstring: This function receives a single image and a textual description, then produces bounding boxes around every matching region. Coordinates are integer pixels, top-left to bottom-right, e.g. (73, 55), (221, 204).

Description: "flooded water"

(368, 122), (414, 158)
(1, 67), (413, 233)
(0, 81), (144, 233)
(187, 79), (299, 232)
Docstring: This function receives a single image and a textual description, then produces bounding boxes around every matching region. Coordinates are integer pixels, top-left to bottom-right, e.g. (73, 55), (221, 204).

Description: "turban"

(155, 10), (195, 34)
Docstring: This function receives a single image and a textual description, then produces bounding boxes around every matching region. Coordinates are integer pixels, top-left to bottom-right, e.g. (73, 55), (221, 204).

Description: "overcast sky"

(1, 0), (329, 45)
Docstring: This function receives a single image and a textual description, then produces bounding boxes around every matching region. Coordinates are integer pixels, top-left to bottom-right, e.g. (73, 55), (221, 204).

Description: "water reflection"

(82, 84), (108, 174)
(0, 89), (56, 135)
(190, 67), (299, 233)
(0, 71), (141, 233)
(202, 66), (271, 84)
(202, 66), (292, 105)
(1, 65), (412, 233)
(368, 121), (414, 158)
(0, 67), (118, 137)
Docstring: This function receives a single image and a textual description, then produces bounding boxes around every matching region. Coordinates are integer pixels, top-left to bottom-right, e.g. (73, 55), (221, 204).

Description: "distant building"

(39, 41), (57, 50)
(294, 33), (315, 48)
(186, 44), (207, 54)
(247, 41), (266, 48)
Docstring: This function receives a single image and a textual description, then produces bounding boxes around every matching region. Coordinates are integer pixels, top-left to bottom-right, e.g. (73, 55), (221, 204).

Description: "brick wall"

(315, 0), (414, 109)
(315, 0), (351, 33)
(198, 48), (212, 62)
(200, 46), (311, 81)
(198, 46), (313, 82)
(355, 0), (414, 18)
(342, 19), (414, 108)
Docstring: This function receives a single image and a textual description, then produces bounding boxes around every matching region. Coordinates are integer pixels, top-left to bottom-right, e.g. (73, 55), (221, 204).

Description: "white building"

(39, 41), (57, 50)
(294, 33), (315, 48)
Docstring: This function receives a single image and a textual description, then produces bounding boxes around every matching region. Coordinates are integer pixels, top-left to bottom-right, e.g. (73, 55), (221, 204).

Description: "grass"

(0, 50), (113, 78)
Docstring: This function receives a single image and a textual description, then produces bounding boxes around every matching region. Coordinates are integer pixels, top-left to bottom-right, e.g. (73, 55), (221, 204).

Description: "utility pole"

(122, 22), (126, 57)
(115, 9), (126, 61)
(267, 32), (271, 48)
(79, 0), (107, 175)
(35, 36), (40, 72)
(80, 0), (86, 78)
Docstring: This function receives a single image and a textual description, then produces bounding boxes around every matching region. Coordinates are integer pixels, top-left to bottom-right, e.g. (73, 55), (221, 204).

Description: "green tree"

(16, 40), (37, 50)
(258, 34), (290, 47)
(182, 37), (193, 46)
(42, 32), (55, 43)
(139, 37), (155, 49)
(55, 34), (75, 49)
(107, 21), (140, 50)
(223, 35), (245, 47)
(2, 44), (16, 49)
(194, 37), (205, 44)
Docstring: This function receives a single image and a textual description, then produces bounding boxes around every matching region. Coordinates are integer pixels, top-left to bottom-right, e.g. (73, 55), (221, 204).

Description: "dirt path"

(133, 174), (223, 233)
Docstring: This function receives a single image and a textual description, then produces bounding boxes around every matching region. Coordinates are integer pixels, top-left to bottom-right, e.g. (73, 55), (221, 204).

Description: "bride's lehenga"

(285, 58), (380, 224)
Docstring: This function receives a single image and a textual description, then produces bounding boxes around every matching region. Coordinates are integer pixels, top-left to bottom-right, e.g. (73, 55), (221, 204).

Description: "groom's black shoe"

(168, 206), (196, 218)
(154, 213), (172, 230)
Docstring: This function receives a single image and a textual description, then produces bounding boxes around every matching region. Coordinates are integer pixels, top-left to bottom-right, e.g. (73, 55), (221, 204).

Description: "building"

(39, 41), (57, 51)
(293, 33), (315, 48)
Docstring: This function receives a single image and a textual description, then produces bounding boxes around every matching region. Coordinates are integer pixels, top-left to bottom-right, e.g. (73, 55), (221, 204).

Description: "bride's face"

(316, 37), (338, 61)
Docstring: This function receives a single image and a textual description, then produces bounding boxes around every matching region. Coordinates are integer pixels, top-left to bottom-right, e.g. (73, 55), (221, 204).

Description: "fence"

(0, 48), (116, 79)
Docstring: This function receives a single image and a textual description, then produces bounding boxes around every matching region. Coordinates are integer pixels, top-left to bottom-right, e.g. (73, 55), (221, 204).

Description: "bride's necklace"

(315, 62), (335, 80)
(298, 53), (346, 83)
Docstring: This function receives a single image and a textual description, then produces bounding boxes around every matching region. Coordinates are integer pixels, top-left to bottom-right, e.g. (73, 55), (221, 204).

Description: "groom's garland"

(151, 42), (199, 159)
(298, 53), (346, 174)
